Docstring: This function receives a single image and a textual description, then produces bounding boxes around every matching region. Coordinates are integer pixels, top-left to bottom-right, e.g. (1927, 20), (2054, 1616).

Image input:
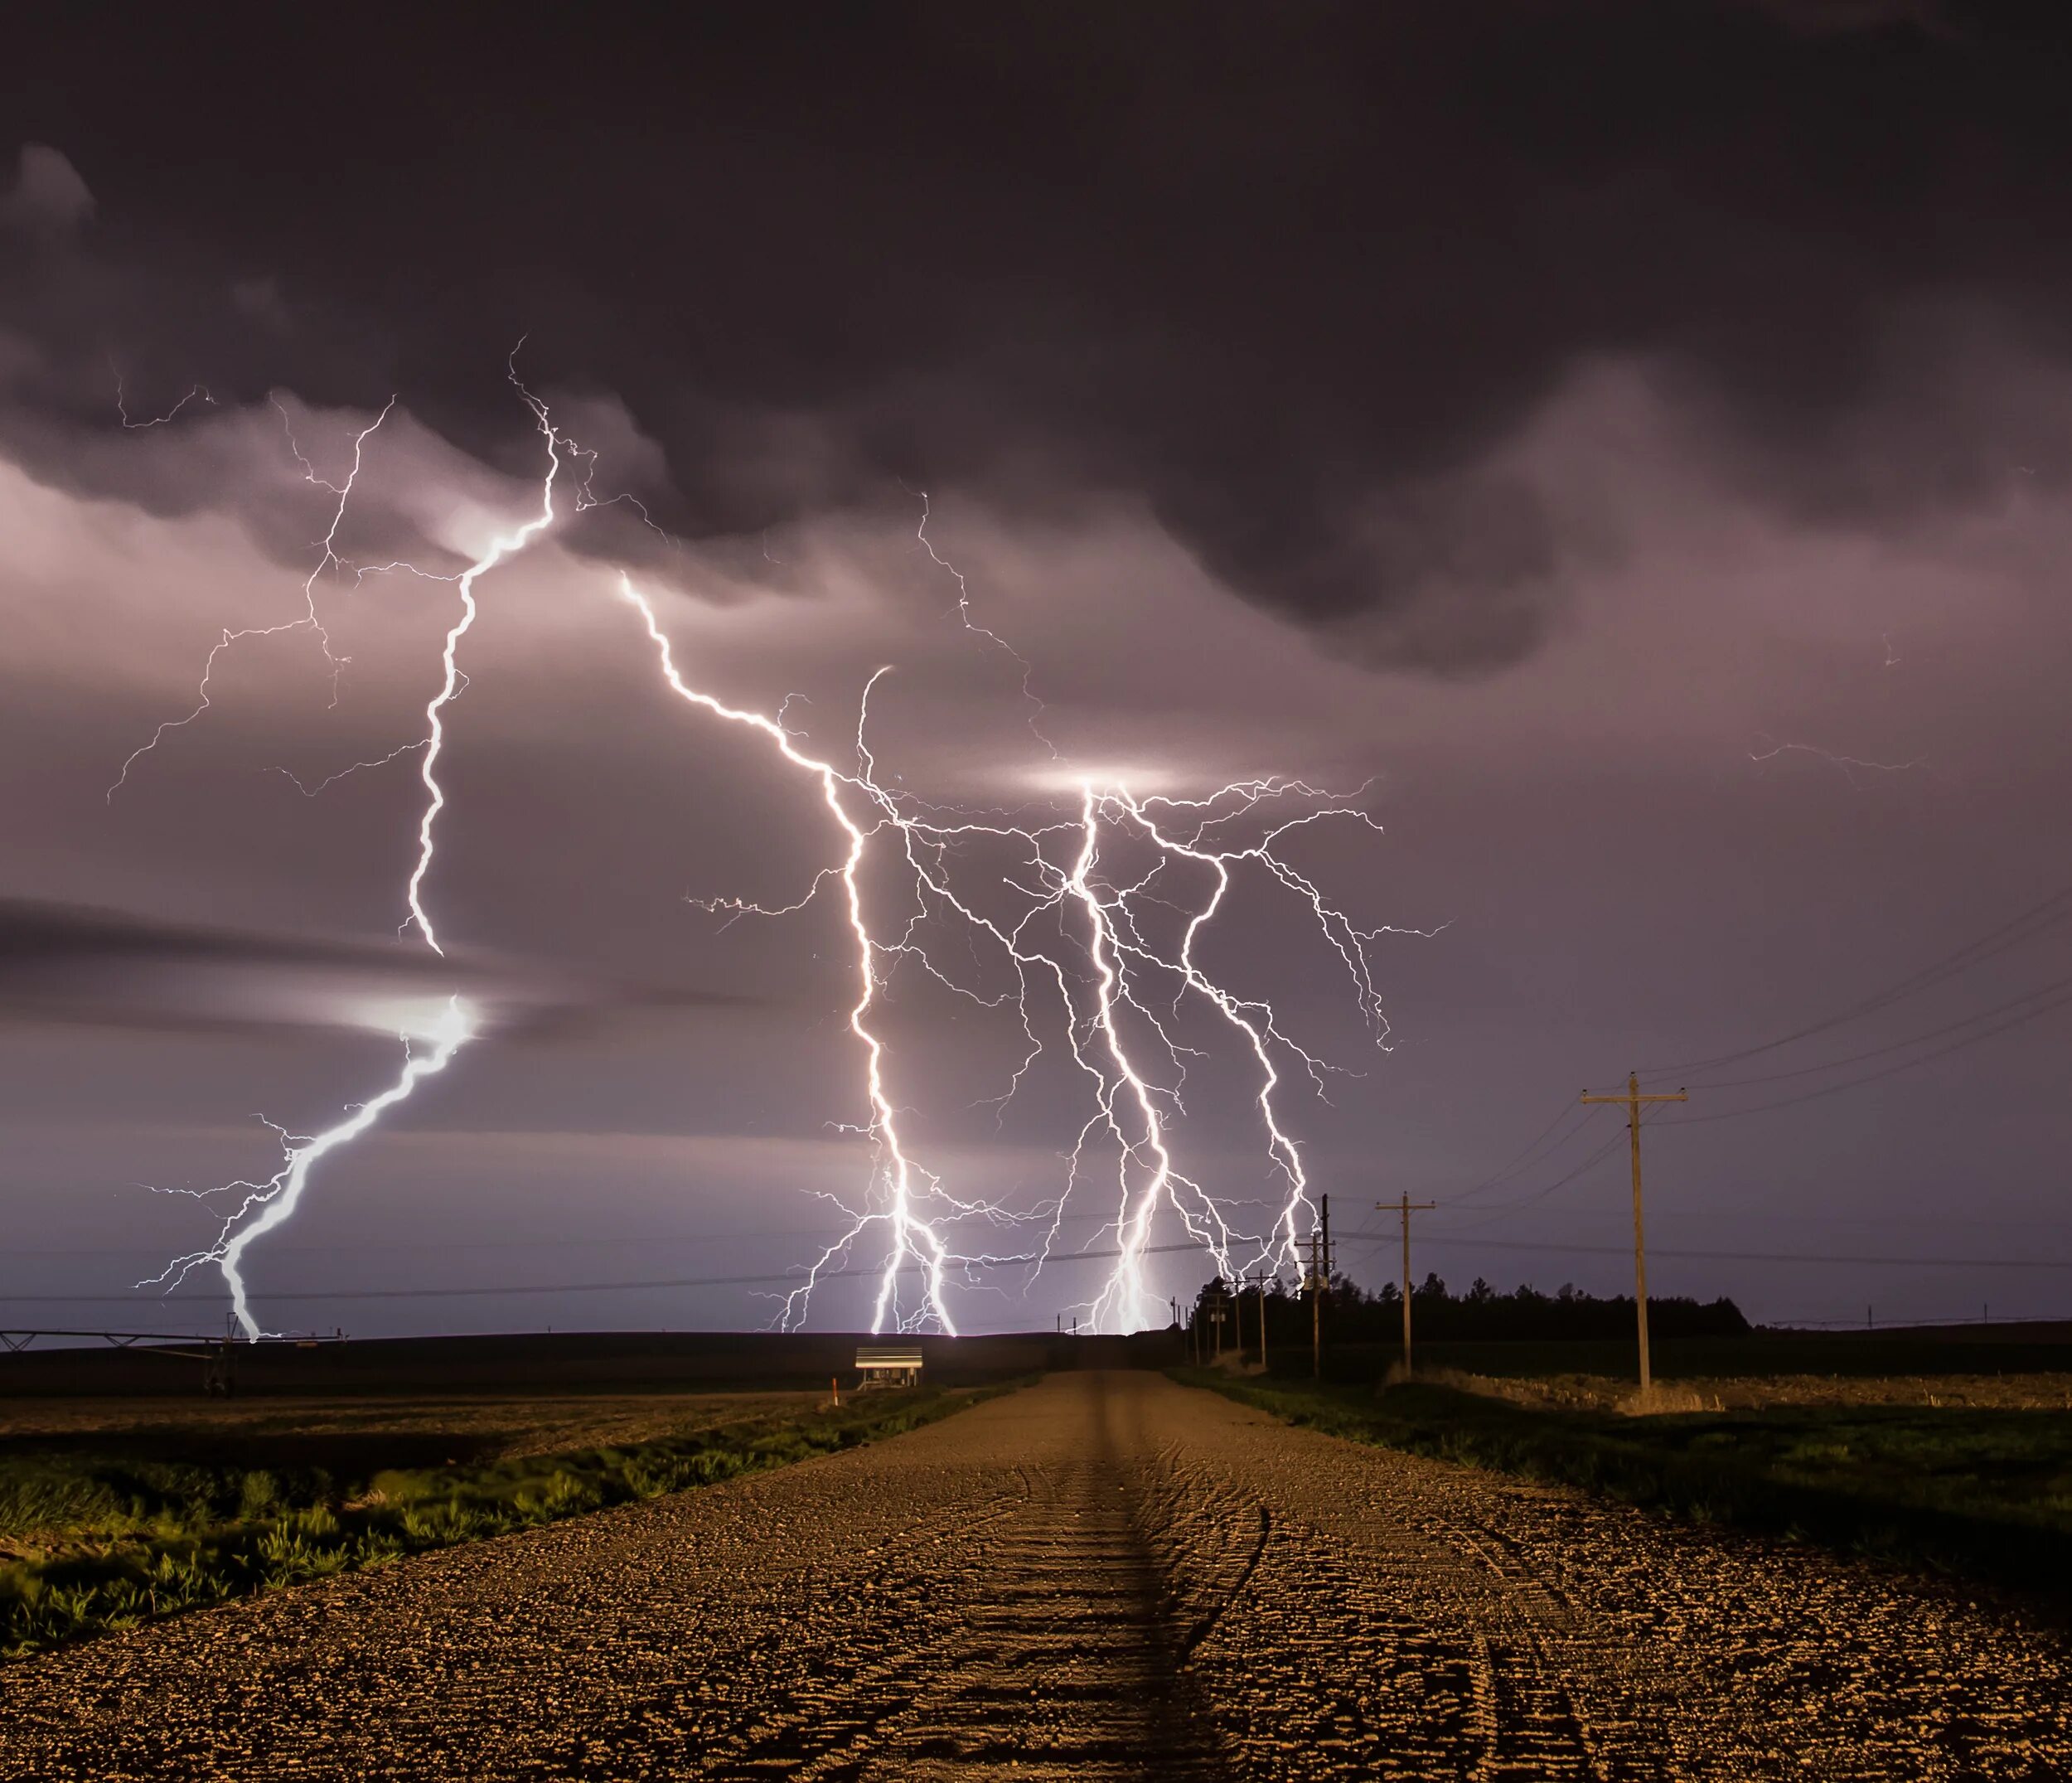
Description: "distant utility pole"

(1581, 1072), (1688, 1393)
(1377, 1194), (1436, 1376)
(1307, 1194), (1334, 1378)
(1239, 1269), (1272, 1368)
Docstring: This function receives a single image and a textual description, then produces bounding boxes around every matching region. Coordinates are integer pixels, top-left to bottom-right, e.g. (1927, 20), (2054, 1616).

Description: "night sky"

(6, 2), (2072, 1338)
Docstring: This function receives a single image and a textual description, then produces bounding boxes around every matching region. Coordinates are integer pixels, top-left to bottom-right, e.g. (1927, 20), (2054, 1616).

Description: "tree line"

(1192, 1272), (1750, 1346)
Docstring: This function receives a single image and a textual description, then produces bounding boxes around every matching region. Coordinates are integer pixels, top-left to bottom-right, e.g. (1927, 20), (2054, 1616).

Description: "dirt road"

(4, 1372), (2069, 1779)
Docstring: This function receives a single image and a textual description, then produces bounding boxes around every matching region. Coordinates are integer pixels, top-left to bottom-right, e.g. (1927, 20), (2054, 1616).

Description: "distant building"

(854, 1344), (923, 1389)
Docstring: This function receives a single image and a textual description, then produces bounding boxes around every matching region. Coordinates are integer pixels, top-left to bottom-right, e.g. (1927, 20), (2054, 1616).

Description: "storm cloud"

(8, 4), (2072, 670)
(0, 898), (744, 1040)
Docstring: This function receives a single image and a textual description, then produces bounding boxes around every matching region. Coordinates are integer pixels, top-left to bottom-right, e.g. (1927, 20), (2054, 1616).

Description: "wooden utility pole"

(1309, 1231), (1321, 1377)
(1239, 1269), (1272, 1368)
(1377, 1194), (1437, 1375)
(1580, 1073), (1687, 1393)
(1307, 1194), (1334, 1378)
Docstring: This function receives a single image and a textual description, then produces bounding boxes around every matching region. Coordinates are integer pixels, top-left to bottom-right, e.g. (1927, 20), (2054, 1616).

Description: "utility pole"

(1377, 1194), (1436, 1376)
(1581, 1072), (1687, 1393)
(1307, 1194), (1334, 1379)
(1238, 1269), (1271, 1369)
(1308, 1231), (1320, 1378)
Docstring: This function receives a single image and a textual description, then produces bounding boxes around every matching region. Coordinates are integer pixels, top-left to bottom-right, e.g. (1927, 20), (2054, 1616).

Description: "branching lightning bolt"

(113, 360), (216, 429)
(615, 576), (963, 1333)
(618, 560), (1402, 1332)
(402, 361), (565, 952)
(119, 361), (1415, 1337)
(141, 999), (474, 1338)
(119, 358), (570, 1324)
(108, 398), (397, 797)
(912, 487), (1054, 757)
(1749, 734), (1929, 788)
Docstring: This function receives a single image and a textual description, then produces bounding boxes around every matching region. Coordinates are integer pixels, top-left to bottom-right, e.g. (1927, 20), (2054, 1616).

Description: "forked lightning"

(118, 372), (1405, 1335)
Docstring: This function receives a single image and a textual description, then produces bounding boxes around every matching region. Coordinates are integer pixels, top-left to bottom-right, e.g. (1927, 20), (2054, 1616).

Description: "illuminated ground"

(2, 1371), (2070, 1779)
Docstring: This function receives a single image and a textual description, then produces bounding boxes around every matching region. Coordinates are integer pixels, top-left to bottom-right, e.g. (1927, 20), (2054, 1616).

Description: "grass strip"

(1179, 1369), (2072, 1611)
(1, 1384), (1014, 1659)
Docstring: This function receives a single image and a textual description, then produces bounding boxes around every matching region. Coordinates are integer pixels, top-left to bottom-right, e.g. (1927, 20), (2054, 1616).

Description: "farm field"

(1189, 1364), (2072, 1608)
(0, 1381), (995, 1656)
(1344, 1325), (2072, 1385)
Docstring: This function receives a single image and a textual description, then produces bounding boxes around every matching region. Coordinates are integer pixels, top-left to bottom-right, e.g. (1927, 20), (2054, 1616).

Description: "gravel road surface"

(4, 1371), (2070, 1780)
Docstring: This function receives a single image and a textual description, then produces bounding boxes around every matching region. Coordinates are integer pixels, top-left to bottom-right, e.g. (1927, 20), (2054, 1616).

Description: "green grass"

(0, 1385), (1012, 1659)
(1181, 1369), (2072, 1607)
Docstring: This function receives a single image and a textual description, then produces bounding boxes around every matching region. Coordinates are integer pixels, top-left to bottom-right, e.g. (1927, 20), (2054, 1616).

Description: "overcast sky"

(5, 2), (2072, 1338)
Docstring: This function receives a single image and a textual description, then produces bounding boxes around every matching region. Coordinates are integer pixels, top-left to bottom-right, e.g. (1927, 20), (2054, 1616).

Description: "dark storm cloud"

(0, 899), (743, 1039)
(7, 2), (2072, 669)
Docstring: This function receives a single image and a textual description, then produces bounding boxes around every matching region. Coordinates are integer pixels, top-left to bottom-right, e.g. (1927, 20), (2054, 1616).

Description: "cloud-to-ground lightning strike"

(618, 560), (1398, 1333)
(616, 575), (963, 1333)
(121, 368), (1406, 1335)
(143, 999), (475, 1338)
(118, 363), (566, 1323)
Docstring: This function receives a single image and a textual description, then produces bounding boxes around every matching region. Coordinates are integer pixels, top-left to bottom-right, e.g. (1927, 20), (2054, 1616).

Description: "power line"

(1684, 971), (2072, 1092)
(0, 1213), (1130, 1261)
(1336, 1233), (2072, 1272)
(1659, 982), (2072, 1124)
(1638, 875), (2072, 1079)
(1450, 1100), (1599, 1202)
(0, 1239), (1216, 1306)
(1439, 1107), (1673, 1227)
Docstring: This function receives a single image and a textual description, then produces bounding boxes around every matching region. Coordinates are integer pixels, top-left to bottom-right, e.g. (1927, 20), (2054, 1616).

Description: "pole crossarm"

(1376, 1195), (1437, 1375)
(1580, 1093), (1690, 1107)
(1579, 1073), (1689, 1393)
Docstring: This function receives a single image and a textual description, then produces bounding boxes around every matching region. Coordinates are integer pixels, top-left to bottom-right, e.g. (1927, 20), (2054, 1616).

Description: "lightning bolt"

(615, 575), (963, 1333)
(142, 999), (475, 1338)
(1749, 734), (1929, 788)
(402, 359), (565, 952)
(122, 357), (565, 1322)
(120, 361), (1411, 1337)
(912, 487), (1054, 757)
(113, 361), (216, 429)
(619, 561), (1402, 1332)
(108, 397), (397, 797)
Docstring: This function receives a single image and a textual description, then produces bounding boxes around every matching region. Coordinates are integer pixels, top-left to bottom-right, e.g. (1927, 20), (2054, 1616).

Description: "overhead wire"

(1637, 874), (2072, 1081)
(1658, 980), (2072, 1124)
(1338, 1234), (2072, 1272)
(1684, 970), (2072, 1090)
(1450, 1099), (1599, 1201)
(2, 1238), (1214, 1306)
